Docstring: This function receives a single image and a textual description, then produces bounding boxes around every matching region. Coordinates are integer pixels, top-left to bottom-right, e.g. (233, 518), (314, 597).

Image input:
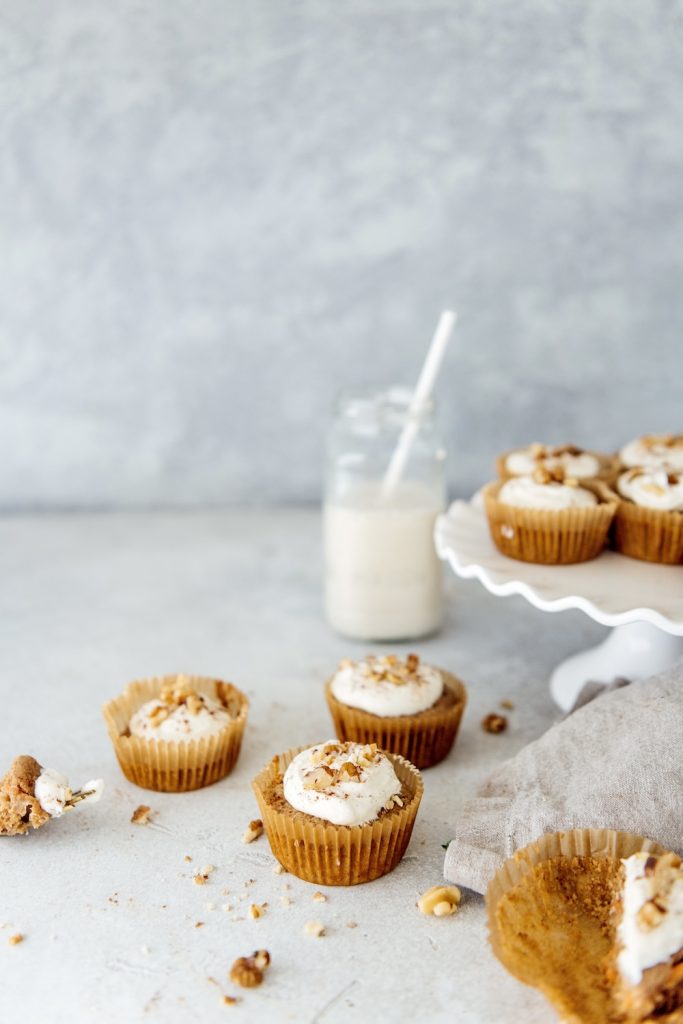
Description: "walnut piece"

(131, 805), (153, 825)
(312, 891), (327, 903)
(248, 903), (266, 920)
(229, 950), (271, 988)
(8, 934), (23, 946)
(482, 713), (508, 734)
(417, 885), (462, 917)
(242, 819), (263, 844)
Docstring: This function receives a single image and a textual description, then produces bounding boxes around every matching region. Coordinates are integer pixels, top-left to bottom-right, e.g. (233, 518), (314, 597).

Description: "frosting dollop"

(617, 852), (683, 986)
(35, 768), (104, 818)
(617, 468), (683, 512)
(505, 444), (601, 479)
(283, 741), (402, 826)
(498, 472), (598, 510)
(129, 677), (232, 742)
(330, 654), (443, 717)
(620, 434), (683, 472)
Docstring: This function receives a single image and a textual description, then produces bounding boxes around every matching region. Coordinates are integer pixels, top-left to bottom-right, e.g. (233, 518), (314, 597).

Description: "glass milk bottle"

(324, 387), (446, 641)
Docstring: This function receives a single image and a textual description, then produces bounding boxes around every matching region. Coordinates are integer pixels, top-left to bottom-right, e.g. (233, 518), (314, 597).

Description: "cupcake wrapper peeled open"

(252, 746), (424, 886)
(102, 675), (249, 792)
(324, 672), (467, 769)
(612, 498), (683, 565)
(484, 480), (617, 564)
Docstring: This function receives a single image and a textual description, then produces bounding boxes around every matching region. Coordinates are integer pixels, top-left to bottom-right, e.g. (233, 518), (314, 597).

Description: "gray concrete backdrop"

(1, 1), (681, 509)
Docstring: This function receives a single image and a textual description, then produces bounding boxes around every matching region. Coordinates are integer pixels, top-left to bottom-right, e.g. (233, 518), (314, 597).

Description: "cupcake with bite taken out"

(252, 739), (423, 885)
(484, 466), (617, 564)
(103, 673), (248, 792)
(324, 653), (466, 769)
(612, 466), (683, 564)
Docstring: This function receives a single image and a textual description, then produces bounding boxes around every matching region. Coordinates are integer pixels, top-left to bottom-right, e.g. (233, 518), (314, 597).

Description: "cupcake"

(486, 829), (666, 1024)
(324, 653), (467, 769)
(484, 467), (617, 564)
(612, 467), (683, 565)
(619, 433), (683, 473)
(0, 755), (103, 836)
(252, 740), (423, 885)
(103, 674), (248, 792)
(609, 851), (683, 1021)
(497, 442), (616, 482)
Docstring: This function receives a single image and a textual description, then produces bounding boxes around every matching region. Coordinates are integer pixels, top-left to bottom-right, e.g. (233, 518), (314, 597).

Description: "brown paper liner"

(496, 449), (619, 484)
(252, 746), (423, 886)
(486, 829), (665, 1024)
(612, 497), (683, 565)
(483, 479), (617, 564)
(102, 675), (249, 792)
(324, 671), (467, 769)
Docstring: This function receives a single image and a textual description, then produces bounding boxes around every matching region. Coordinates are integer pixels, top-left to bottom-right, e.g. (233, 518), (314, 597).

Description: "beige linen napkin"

(444, 665), (683, 894)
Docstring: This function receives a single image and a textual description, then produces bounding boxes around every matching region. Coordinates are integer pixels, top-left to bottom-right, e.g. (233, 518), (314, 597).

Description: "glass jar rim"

(334, 386), (436, 424)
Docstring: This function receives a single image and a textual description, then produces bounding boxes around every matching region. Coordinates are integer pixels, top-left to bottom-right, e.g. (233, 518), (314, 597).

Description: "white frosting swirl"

(617, 852), (683, 986)
(330, 655), (443, 717)
(498, 477), (598, 510)
(35, 769), (104, 818)
(283, 741), (401, 826)
(620, 435), (683, 472)
(505, 445), (601, 479)
(617, 468), (683, 512)
(129, 686), (232, 743)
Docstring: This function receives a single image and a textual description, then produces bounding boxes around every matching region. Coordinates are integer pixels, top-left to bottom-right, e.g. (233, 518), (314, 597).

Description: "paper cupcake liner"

(252, 746), (424, 886)
(102, 675), (249, 792)
(612, 498), (683, 565)
(483, 480), (617, 564)
(324, 672), (467, 769)
(496, 450), (619, 484)
(486, 829), (665, 1024)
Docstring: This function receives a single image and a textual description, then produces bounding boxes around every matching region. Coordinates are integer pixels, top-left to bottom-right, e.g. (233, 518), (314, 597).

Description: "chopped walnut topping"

(406, 653), (420, 673)
(229, 950), (271, 988)
(8, 934), (23, 946)
(339, 761), (361, 781)
(637, 900), (666, 930)
(242, 819), (263, 844)
(248, 903), (266, 920)
(131, 805), (153, 825)
(417, 885), (462, 917)
(482, 713), (508, 734)
(532, 464), (571, 485)
(304, 920), (325, 938)
(312, 891), (327, 903)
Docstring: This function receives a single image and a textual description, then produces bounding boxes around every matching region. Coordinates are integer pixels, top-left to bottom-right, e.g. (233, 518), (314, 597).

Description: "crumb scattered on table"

(304, 920), (325, 937)
(481, 712), (508, 734)
(242, 819), (263, 844)
(312, 891), (327, 903)
(131, 805), (153, 825)
(8, 934), (23, 946)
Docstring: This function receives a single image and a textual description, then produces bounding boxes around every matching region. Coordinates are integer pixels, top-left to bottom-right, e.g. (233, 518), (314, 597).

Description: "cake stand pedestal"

(435, 496), (683, 712)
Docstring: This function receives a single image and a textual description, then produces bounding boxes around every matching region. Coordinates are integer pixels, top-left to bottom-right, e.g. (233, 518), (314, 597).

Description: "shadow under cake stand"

(435, 495), (683, 712)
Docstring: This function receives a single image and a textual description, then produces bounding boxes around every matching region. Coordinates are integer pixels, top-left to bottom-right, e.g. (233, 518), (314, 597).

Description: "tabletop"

(0, 509), (608, 1023)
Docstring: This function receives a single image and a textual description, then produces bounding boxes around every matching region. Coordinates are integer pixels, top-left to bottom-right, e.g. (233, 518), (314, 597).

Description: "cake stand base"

(550, 621), (683, 713)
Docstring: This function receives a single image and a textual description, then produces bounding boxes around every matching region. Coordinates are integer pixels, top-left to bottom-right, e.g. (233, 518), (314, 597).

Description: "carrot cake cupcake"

(484, 466), (617, 564)
(0, 755), (103, 836)
(103, 673), (248, 792)
(497, 443), (615, 482)
(619, 433), (683, 473)
(324, 653), (466, 768)
(252, 740), (423, 885)
(612, 467), (683, 564)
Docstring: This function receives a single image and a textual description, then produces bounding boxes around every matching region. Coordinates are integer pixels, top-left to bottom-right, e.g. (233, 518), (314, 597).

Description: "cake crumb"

(8, 934), (23, 946)
(242, 819), (263, 844)
(304, 920), (325, 938)
(223, 995), (239, 1006)
(194, 865), (215, 886)
(346, 921), (357, 929)
(500, 699), (514, 710)
(280, 895), (292, 907)
(195, 921), (204, 929)
(312, 891), (327, 903)
(183, 855), (192, 862)
(481, 713), (508, 734)
(249, 903), (267, 920)
(131, 805), (153, 825)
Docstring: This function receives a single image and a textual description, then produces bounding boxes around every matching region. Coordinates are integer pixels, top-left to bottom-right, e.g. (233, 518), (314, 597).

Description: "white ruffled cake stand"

(435, 494), (683, 712)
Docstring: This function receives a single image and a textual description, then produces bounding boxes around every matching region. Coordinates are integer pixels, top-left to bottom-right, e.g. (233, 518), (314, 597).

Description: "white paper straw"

(380, 309), (457, 499)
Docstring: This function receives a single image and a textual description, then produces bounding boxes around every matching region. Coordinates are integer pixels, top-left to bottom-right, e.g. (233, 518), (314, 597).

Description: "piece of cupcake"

(324, 653), (466, 769)
(484, 466), (617, 564)
(252, 740), (423, 885)
(609, 851), (683, 1021)
(612, 467), (683, 564)
(0, 755), (103, 836)
(497, 442), (616, 482)
(103, 673), (248, 792)
(619, 433), (683, 473)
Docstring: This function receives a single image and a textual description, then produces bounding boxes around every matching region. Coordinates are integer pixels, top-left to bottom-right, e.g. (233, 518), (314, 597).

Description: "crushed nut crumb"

(312, 892), (327, 903)
(500, 699), (514, 710)
(131, 805), (153, 825)
(248, 903), (267, 920)
(417, 885), (462, 917)
(272, 862), (286, 875)
(229, 950), (271, 988)
(242, 819), (263, 844)
(280, 896), (292, 907)
(481, 713), (507, 734)
(346, 921), (357, 929)
(8, 934), (23, 946)
(304, 920), (325, 938)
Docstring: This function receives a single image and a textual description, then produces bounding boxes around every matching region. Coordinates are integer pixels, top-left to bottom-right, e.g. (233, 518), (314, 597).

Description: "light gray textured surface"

(1, 2), (682, 509)
(0, 508), (608, 1022)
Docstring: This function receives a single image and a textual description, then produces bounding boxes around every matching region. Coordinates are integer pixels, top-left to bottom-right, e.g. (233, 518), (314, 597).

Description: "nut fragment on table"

(8, 934), (23, 946)
(131, 804), (153, 825)
(417, 884), (462, 917)
(248, 903), (267, 919)
(312, 891), (327, 903)
(500, 699), (514, 710)
(229, 950), (271, 988)
(304, 920), (325, 937)
(481, 712), (508, 734)
(242, 819), (263, 844)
